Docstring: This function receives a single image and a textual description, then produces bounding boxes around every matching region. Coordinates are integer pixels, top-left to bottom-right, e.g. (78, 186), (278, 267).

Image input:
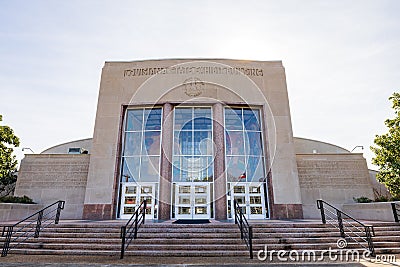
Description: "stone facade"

(0, 203), (44, 222)
(83, 59), (302, 220)
(7, 59), (382, 222)
(15, 154), (89, 219)
(297, 153), (375, 218)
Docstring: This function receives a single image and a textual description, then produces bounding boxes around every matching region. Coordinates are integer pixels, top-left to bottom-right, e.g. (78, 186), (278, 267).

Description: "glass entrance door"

(174, 182), (211, 219)
(120, 183), (156, 219)
(229, 182), (266, 219)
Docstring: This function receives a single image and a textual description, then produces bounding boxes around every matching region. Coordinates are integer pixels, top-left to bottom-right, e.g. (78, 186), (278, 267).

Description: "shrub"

(353, 196), (373, 203)
(391, 195), (400, 201)
(0, 195), (35, 204)
(375, 195), (389, 202)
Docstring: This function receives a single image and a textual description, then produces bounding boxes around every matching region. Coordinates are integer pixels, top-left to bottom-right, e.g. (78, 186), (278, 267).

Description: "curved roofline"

(104, 58), (283, 64)
(41, 137), (93, 154)
(293, 136), (350, 153)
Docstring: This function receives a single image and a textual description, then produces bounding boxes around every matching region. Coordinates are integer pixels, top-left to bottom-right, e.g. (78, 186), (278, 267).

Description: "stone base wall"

(82, 204), (113, 220)
(14, 154), (90, 219)
(342, 202), (400, 222)
(271, 204), (303, 219)
(0, 203), (44, 222)
(297, 153), (375, 218)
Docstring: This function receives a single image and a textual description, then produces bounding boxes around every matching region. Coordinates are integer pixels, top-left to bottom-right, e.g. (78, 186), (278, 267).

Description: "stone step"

(2, 220), (399, 258)
(2, 237), (245, 245)
(2, 235), (397, 248)
(6, 248), (250, 257)
(6, 238), (399, 252)
(254, 235), (400, 244)
(7, 242), (247, 251)
(3, 231), (398, 241)
(6, 247), (400, 257)
(39, 227), (241, 234)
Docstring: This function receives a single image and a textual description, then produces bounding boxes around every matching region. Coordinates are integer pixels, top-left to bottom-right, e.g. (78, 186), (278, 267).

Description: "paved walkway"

(1, 254), (398, 267)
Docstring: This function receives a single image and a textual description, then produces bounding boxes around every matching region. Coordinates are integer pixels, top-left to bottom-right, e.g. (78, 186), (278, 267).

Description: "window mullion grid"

(137, 108), (145, 183)
(241, 108), (249, 183)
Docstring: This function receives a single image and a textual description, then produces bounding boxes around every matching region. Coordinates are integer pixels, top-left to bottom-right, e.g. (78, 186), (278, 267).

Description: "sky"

(0, 0), (399, 170)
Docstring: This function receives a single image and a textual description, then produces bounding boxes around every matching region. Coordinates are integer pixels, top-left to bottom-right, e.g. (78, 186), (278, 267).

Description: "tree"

(371, 93), (400, 199)
(0, 114), (20, 196)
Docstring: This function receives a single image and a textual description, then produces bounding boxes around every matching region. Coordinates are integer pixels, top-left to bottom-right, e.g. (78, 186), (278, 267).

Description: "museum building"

(15, 59), (378, 221)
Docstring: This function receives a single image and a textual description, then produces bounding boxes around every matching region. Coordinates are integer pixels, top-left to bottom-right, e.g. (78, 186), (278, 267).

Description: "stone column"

(213, 103), (227, 220)
(158, 103), (173, 220)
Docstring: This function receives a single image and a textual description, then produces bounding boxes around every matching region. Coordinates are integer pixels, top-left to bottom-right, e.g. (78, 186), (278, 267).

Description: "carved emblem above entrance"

(183, 77), (205, 97)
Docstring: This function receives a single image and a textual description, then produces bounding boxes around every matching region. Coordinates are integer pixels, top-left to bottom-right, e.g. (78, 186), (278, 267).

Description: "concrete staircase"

(1, 220), (399, 257)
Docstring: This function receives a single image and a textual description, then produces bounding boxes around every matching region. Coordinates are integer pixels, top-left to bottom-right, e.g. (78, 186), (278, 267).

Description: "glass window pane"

(126, 109), (143, 131)
(142, 131), (161, 155)
(225, 108), (242, 130)
(173, 157), (190, 182)
(250, 196), (262, 204)
(176, 131), (193, 155)
(141, 186), (153, 194)
(121, 157), (140, 182)
(123, 132), (142, 156)
(179, 185), (191, 194)
(140, 195), (153, 204)
(125, 186), (137, 194)
(193, 117), (212, 130)
(124, 207), (135, 214)
(233, 186), (246, 194)
(125, 196), (136, 205)
(249, 185), (261, 194)
(245, 132), (263, 156)
(234, 196), (246, 204)
(226, 131), (244, 155)
(194, 131), (212, 155)
(194, 107), (211, 118)
(140, 156), (159, 182)
(251, 207), (263, 214)
(179, 196), (191, 204)
(144, 108), (162, 130)
(247, 156), (265, 182)
(195, 207), (207, 214)
(195, 197), (207, 204)
(207, 159), (214, 182)
(175, 108), (193, 130)
(188, 157), (204, 182)
(178, 207), (191, 215)
(195, 185), (207, 194)
(226, 156), (246, 182)
(243, 109), (260, 131)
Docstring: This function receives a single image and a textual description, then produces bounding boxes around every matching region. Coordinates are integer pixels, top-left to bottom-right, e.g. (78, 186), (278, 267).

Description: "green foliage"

(353, 196), (373, 203)
(374, 195), (389, 202)
(0, 195), (34, 204)
(0, 114), (20, 196)
(391, 195), (400, 201)
(371, 93), (400, 199)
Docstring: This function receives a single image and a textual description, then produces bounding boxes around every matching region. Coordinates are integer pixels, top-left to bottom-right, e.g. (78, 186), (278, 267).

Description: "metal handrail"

(391, 202), (400, 222)
(317, 199), (375, 256)
(120, 199), (147, 259)
(234, 200), (253, 259)
(1, 200), (65, 257)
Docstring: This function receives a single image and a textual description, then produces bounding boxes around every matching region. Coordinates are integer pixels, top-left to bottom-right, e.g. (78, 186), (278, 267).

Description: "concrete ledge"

(0, 203), (44, 222)
(342, 201), (400, 222)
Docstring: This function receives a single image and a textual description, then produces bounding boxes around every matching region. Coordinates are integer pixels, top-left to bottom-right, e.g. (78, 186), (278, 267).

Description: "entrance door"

(230, 182), (266, 219)
(174, 183), (211, 219)
(120, 183), (156, 219)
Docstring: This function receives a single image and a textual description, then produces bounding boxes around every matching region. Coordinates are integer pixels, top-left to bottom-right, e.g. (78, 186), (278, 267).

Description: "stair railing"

(234, 200), (253, 259)
(1, 200), (65, 257)
(120, 199), (147, 259)
(317, 199), (375, 256)
(391, 202), (400, 222)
